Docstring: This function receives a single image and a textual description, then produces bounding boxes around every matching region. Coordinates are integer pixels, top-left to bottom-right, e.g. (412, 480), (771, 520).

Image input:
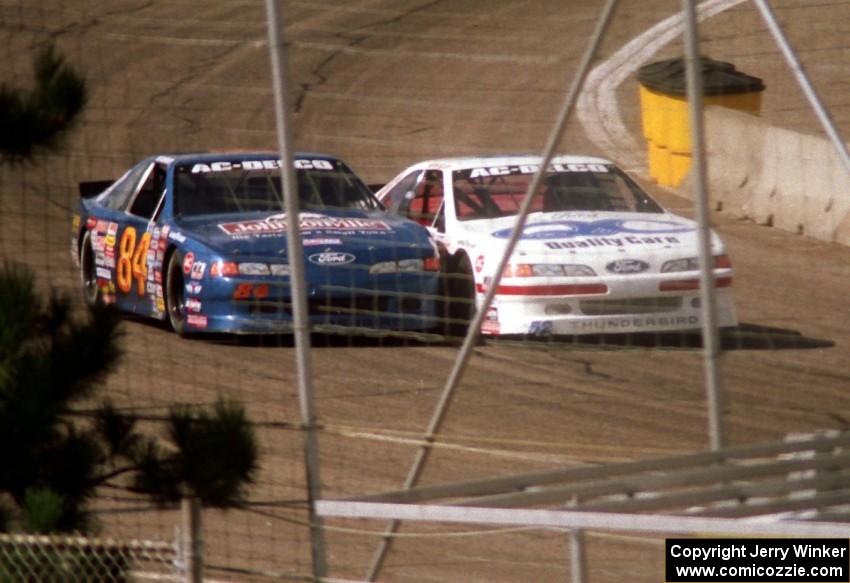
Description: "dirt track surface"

(2, 1), (850, 581)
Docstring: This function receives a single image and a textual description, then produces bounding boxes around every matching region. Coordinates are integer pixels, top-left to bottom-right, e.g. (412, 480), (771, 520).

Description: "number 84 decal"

(116, 226), (152, 295)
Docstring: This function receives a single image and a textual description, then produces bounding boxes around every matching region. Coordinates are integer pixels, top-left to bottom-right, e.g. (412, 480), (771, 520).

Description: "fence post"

(569, 530), (587, 583)
(181, 496), (203, 583)
(568, 497), (586, 583)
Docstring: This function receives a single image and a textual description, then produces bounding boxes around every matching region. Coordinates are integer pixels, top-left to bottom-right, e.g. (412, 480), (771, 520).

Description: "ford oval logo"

(606, 259), (649, 274)
(308, 252), (355, 266)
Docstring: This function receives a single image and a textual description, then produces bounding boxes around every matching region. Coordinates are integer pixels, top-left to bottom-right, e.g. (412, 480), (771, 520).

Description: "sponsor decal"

(186, 314), (208, 328)
(476, 276), (493, 294)
(183, 252), (195, 274)
(190, 261), (207, 280)
(185, 298), (202, 313)
(185, 282), (202, 295)
(492, 218), (693, 241)
(190, 158), (334, 174)
(293, 159), (335, 170)
(308, 252), (355, 266)
(146, 282), (158, 295)
(303, 238), (343, 246)
(71, 216), (81, 263)
(481, 306), (500, 335)
(218, 213), (391, 236)
(96, 267), (111, 279)
(233, 283), (269, 300)
(92, 231), (104, 252)
(469, 162), (609, 178)
(605, 259), (650, 274)
(168, 231), (187, 243)
(86, 217), (97, 230)
(545, 235), (681, 249)
(156, 297), (165, 312)
(104, 222), (118, 247)
(568, 315), (699, 331)
(528, 321), (554, 336)
(475, 255), (485, 273)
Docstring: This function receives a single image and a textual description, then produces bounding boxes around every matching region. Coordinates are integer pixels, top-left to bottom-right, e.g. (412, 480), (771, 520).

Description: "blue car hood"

(173, 209), (429, 260)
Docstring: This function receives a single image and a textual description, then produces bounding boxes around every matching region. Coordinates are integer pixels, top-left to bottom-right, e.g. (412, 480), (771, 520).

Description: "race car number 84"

(116, 227), (152, 295)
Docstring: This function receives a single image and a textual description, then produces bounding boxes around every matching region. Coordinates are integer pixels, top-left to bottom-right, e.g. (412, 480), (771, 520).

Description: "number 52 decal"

(116, 226), (152, 295)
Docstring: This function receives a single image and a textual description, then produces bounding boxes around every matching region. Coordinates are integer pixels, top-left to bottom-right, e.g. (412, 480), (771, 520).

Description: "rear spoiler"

(79, 180), (114, 198)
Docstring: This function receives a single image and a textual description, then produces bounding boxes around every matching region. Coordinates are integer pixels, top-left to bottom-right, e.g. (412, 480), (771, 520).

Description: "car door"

(111, 161), (168, 316)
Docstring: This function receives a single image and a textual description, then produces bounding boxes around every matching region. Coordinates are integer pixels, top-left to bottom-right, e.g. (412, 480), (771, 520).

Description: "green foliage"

(134, 399), (259, 508)
(19, 488), (66, 534)
(0, 261), (260, 535)
(0, 261), (123, 533)
(0, 44), (87, 161)
(0, 45), (259, 580)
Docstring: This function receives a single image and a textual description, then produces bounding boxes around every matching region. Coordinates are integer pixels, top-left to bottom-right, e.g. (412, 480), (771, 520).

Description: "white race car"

(375, 155), (737, 337)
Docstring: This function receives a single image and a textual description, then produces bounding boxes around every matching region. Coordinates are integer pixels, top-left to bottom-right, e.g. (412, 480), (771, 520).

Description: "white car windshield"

(173, 158), (378, 216)
(452, 163), (663, 221)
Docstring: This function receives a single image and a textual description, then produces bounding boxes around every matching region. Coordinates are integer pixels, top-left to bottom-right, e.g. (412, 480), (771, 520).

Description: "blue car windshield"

(173, 158), (379, 216)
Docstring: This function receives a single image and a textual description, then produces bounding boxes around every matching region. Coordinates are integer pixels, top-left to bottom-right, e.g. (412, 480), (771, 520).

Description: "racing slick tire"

(439, 253), (475, 341)
(79, 230), (102, 307)
(165, 251), (188, 337)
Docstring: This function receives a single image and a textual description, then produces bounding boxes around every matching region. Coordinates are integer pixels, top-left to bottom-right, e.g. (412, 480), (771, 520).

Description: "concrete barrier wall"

(676, 106), (850, 246)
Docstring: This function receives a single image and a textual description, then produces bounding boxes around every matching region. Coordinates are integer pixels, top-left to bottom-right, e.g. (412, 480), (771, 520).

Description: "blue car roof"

(158, 151), (341, 165)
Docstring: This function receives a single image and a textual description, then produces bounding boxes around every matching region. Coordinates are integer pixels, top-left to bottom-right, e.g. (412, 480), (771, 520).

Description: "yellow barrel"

(647, 141), (667, 182)
(639, 85), (662, 144)
(637, 57), (765, 187)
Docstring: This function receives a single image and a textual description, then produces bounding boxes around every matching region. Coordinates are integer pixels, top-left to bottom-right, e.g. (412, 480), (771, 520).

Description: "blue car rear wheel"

(166, 251), (187, 336)
(79, 230), (101, 307)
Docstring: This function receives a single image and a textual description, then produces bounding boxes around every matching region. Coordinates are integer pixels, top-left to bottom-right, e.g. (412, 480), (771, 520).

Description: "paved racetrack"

(2, 1), (850, 581)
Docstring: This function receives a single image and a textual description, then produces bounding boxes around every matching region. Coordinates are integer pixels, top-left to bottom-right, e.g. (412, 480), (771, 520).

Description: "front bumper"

(478, 273), (738, 336)
(184, 274), (442, 334)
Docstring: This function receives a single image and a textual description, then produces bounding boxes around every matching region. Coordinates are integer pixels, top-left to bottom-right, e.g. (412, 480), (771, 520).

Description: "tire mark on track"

(293, 0), (444, 113)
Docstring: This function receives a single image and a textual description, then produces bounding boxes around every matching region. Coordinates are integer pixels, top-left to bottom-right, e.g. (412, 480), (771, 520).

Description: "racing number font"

(116, 226), (151, 295)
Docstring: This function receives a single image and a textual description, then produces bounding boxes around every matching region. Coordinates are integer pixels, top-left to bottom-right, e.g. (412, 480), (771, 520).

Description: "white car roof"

(403, 154), (614, 172)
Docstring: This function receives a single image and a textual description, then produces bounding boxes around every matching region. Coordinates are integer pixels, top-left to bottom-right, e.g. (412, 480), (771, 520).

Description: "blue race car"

(71, 151), (442, 336)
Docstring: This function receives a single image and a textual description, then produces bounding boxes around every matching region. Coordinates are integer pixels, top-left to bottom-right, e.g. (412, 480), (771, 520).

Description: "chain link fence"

(0, 533), (179, 582)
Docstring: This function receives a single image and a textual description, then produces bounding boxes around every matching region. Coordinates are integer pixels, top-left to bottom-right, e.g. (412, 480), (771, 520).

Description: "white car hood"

(457, 211), (724, 263)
